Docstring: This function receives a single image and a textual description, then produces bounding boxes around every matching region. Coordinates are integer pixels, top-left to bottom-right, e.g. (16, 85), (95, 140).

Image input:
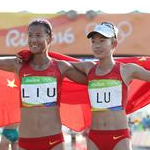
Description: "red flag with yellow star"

(1, 50), (150, 131)
(0, 70), (20, 127)
(17, 50), (150, 131)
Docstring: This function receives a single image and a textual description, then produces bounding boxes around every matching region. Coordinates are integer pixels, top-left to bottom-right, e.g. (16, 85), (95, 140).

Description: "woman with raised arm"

(0, 18), (87, 150)
(71, 22), (150, 150)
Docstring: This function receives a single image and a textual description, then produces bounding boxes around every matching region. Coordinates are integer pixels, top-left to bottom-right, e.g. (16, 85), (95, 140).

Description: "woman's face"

(90, 33), (115, 59)
(28, 24), (51, 54)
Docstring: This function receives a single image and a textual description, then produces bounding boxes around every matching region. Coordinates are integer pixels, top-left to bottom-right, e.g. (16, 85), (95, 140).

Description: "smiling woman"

(0, 17), (88, 150)
(69, 21), (150, 150)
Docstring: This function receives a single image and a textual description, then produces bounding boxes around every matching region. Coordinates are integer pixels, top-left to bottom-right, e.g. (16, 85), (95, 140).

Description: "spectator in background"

(0, 123), (19, 150)
(128, 117), (134, 135)
(142, 115), (150, 130)
(69, 129), (77, 148)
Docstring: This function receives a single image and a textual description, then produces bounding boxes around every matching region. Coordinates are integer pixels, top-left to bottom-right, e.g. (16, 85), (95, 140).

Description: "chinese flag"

(116, 57), (150, 114)
(0, 70), (20, 127)
(1, 50), (150, 132)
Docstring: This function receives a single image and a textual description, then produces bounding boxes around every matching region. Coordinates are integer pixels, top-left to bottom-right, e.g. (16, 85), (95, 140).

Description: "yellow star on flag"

(139, 56), (147, 61)
(7, 79), (17, 88)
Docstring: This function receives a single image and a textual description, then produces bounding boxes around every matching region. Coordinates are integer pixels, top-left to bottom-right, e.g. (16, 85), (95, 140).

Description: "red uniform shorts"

(19, 133), (64, 150)
(88, 129), (131, 150)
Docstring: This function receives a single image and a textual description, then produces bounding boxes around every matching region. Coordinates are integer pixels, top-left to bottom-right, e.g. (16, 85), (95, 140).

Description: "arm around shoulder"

(58, 60), (88, 84)
(70, 61), (95, 75)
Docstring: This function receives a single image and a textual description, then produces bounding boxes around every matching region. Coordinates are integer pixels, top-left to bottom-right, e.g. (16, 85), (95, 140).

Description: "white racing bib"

(88, 79), (122, 109)
(21, 76), (57, 105)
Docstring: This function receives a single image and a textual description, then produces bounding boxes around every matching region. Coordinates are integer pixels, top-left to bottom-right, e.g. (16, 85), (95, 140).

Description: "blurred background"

(0, 0), (150, 149)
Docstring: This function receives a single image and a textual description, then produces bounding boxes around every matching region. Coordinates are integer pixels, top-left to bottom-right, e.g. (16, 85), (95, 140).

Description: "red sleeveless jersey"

(87, 62), (128, 110)
(19, 59), (62, 107)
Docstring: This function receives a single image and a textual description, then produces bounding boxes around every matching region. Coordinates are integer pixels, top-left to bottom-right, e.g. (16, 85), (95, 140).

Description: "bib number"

(21, 76), (57, 105)
(88, 79), (122, 109)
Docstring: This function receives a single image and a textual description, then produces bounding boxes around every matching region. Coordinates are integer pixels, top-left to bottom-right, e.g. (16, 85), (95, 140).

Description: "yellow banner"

(0, 12), (150, 56)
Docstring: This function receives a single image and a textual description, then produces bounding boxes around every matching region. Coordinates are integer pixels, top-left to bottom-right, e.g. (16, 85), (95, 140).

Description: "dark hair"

(28, 18), (53, 36)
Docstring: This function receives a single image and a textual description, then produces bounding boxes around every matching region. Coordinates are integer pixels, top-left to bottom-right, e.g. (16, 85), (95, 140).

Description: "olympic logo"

(85, 21), (133, 43)
(117, 21), (133, 43)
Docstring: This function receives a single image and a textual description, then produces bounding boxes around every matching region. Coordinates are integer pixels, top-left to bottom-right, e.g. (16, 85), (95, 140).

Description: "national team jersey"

(87, 62), (128, 111)
(19, 59), (62, 107)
